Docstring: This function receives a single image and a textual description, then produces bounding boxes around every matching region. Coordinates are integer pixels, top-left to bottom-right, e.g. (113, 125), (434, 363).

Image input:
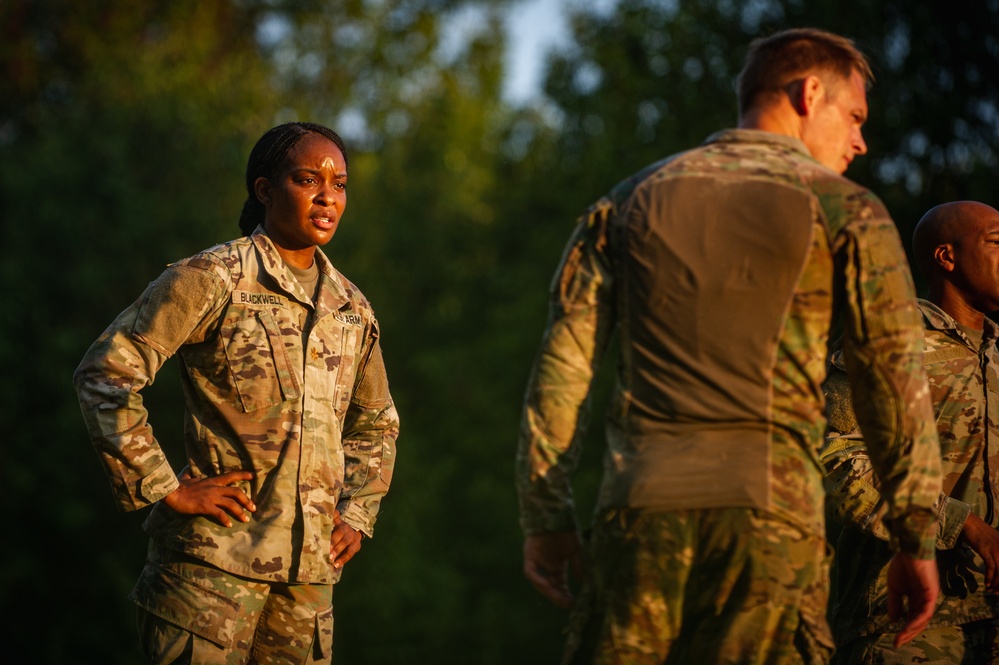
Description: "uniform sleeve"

(337, 322), (399, 538)
(822, 365), (969, 550)
(73, 259), (229, 511)
(515, 198), (617, 535)
(830, 191), (943, 559)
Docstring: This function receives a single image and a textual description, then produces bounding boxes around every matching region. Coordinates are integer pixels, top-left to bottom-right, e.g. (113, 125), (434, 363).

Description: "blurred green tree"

(1, 2), (277, 662)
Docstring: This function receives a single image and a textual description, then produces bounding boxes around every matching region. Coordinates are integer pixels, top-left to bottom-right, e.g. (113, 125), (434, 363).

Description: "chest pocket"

(335, 325), (362, 416)
(222, 307), (301, 412)
(310, 315), (363, 419)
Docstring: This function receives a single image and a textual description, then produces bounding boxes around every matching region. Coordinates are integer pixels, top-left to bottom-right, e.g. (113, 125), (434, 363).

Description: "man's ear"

(790, 75), (823, 117)
(254, 176), (271, 206)
(934, 244), (956, 272)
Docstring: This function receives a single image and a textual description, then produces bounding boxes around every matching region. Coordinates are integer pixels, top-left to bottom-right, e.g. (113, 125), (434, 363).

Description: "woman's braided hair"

(238, 122), (349, 237)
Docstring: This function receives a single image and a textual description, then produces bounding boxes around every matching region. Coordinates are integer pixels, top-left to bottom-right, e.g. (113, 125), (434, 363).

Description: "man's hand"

(960, 512), (999, 592)
(330, 509), (362, 570)
(887, 552), (939, 647)
(162, 470), (255, 527)
(523, 531), (585, 609)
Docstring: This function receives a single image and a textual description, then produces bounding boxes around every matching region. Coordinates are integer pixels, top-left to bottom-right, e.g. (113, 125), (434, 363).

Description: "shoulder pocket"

(222, 308), (301, 412)
(133, 264), (226, 354)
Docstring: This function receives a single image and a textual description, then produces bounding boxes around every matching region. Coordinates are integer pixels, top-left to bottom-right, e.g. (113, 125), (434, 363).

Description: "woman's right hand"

(162, 470), (256, 527)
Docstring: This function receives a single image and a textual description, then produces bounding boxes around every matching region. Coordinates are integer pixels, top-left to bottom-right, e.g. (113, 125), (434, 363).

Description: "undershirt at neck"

(286, 260), (320, 303)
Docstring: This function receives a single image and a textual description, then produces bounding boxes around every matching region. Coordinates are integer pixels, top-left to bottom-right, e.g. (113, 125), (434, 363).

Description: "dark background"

(2, 0), (997, 661)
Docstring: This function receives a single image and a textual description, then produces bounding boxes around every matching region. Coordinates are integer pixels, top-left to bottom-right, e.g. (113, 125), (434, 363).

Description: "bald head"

(912, 201), (999, 324)
(913, 202), (999, 277)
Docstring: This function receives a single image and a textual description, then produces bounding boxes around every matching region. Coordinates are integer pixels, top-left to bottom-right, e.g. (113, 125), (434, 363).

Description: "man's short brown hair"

(736, 28), (874, 116)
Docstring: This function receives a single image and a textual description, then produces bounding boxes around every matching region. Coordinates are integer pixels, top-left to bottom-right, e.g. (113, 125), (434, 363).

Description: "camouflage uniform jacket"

(822, 299), (999, 642)
(74, 228), (399, 584)
(516, 129), (940, 557)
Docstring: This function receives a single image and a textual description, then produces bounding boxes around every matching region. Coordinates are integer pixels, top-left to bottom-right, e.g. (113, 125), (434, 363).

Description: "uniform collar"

(249, 227), (350, 312)
(918, 298), (999, 353)
(703, 129), (812, 160)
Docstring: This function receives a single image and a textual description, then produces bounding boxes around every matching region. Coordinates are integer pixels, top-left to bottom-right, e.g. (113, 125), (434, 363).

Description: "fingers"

(983, 545), (999, 592)
(163, 475), (256, 527)
(201, 483), (256, 525)
(960, 516), (999, 592)
(522, 532), (584, 609)
(207, 503), (238, 528)
(329, 522), (362, 569)
(192, 492), (253, 527)
(888, 555), (939, 648)
(985, 555), (996, 591)
(330, 536), (361, 568)
(218, 492), (255, 523)
(223, 484), (257, 512)
(524, 559), (573, 609)
(214, 470), (256, 485)
(894, 587), (935, 647)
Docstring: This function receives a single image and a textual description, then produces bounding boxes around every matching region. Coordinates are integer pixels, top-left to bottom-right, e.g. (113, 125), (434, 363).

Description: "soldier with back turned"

(515, 27), (942, 664)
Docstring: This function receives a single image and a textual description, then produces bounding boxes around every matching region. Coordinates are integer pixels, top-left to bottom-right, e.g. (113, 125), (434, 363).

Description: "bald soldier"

(823, 201), (999, 663)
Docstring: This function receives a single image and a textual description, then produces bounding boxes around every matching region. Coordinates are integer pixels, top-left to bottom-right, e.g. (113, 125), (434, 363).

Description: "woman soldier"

(74, 122), (399, 663)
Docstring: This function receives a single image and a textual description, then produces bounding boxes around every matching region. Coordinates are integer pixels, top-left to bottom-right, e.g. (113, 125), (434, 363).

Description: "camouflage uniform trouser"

(834, 619), (999, 664)
(564, 507), (834, 665)
(130, 547), (334, 664)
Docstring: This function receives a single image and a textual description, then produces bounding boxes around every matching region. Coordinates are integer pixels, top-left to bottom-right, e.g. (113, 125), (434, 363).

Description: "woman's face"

(255, 133), (347, 268)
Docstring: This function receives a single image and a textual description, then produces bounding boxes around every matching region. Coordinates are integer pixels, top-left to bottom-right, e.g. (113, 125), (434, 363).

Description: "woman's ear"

(254, 176), (271, 206)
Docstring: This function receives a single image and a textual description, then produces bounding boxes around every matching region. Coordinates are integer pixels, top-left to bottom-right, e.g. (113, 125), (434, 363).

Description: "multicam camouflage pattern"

(564, 508), (833, 664)
(823, 299), (999, 646)
(74, 228), (399, 584)
(516, 129), (940, 557)
(133, 546), (334, 664)
(832, 619), (999, 665)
